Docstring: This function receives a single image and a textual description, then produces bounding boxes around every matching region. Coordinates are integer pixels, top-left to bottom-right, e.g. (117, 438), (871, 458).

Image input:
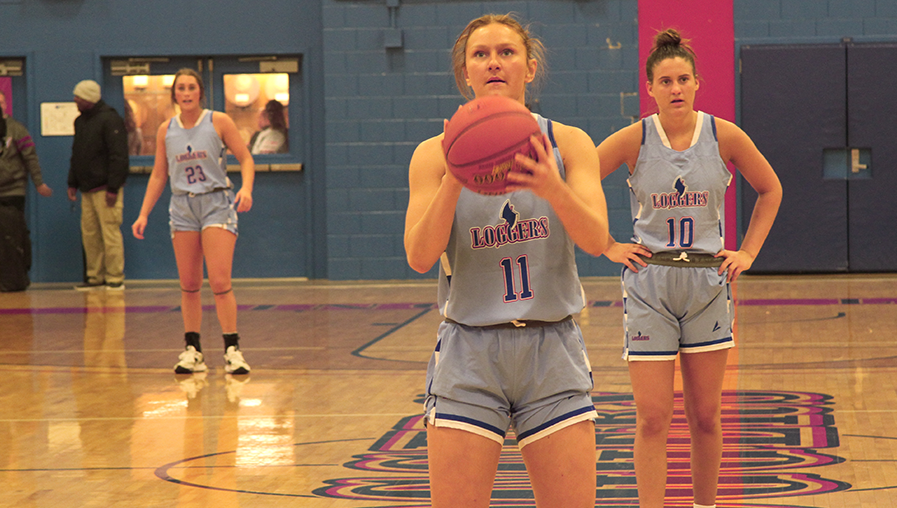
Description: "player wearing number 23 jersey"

(438, 114), (584, 327)
(166, 109), (230, 196)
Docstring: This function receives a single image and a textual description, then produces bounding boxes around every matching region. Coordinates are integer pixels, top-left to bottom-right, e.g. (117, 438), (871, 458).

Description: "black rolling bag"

(0, 201), (31, 292)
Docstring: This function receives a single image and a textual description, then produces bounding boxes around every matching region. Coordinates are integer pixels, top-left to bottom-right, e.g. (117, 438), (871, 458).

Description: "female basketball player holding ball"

(596, 29), (782, 508)
(404, 13), (609, 508)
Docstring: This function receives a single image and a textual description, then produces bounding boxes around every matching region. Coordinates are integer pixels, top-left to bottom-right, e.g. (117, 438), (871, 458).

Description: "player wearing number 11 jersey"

(437, 115), (584, 327)
(405, 14), (611, 507)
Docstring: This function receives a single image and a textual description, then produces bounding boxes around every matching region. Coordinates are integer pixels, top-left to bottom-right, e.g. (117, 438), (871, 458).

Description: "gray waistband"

(642, 251), (723, 268)
(173, 187), (230, 197)
(444, 315), (573, 330)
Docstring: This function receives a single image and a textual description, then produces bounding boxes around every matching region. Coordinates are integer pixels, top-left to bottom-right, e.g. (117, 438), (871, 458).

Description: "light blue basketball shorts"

(424, 317), (597, 449)
(169, 190), (238, 237)
(621, 264), (734, 361)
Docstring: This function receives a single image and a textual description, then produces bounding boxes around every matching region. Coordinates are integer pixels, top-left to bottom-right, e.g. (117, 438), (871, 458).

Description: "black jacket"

(67, 100), (129, 193)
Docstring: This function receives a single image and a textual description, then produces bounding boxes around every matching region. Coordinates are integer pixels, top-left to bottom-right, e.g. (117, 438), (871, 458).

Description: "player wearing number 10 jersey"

(595, 29), (782, 508)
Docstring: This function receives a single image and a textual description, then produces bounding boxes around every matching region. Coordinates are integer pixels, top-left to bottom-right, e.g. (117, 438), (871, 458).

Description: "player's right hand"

(605, 241), (652, 272)
(131, 217), (147, 239)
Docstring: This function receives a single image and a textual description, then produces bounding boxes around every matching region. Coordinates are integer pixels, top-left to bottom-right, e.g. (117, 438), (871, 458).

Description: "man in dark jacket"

(67, 80), (129, 290)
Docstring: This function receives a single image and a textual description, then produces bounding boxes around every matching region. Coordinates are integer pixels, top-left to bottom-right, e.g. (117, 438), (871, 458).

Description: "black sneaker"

(106, 282), (125, 291)
(74, 282), (105, 291)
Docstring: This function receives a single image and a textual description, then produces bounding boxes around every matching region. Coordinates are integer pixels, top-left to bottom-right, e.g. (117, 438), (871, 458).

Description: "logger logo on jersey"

(174, 144), (210, 163)
(469, 199), (550, 250)
(651, 175), (710, 210)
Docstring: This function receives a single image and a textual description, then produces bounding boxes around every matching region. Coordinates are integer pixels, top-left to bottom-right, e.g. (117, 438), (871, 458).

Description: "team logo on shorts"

(469, 199), (549, 250)
(631, 331), (650, 341)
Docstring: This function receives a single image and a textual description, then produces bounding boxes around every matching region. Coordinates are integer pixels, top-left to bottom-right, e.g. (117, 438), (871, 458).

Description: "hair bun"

(655, 28), (682, 48)
(645, 28), (697, 83)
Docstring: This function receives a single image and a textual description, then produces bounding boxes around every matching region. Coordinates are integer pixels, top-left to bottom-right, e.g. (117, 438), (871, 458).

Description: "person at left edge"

(67, 79), (129, 291)
(0, 89), (52, 292)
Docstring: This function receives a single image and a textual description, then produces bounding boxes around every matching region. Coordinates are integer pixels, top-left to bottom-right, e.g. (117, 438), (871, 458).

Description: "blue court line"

(154, 437), (375, 499)
(351, 307), (434, 361)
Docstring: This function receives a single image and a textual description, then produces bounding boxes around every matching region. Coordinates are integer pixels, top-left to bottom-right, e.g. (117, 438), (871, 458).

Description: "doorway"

(740, 42), (897, 273)
(101, 55), (310, 279)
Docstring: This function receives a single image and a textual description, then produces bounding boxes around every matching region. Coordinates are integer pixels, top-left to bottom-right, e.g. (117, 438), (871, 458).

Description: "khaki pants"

(80, 190), (124, 285)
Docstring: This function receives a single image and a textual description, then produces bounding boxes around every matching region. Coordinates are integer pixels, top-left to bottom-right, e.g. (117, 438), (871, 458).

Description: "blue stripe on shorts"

(435, 412), (505, 438)
(681, 336), (733, 350)
(516, 405), (596, 442)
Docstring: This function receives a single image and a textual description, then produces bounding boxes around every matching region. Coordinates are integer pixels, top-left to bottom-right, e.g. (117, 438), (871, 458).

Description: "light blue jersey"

(621, 112), (735, 360)
(437, 114), (585, 327)
(628, 111), (732, 255)
(165, 110), (230, 196)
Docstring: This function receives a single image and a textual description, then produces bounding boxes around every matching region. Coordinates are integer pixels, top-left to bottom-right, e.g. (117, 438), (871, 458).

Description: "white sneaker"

(174, 346), (208, 374)
(74, 282), (105, 291)
(224, 346), (250, 374)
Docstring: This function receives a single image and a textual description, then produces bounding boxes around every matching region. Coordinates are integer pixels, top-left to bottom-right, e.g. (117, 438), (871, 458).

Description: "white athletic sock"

(694, 504), (716, 508)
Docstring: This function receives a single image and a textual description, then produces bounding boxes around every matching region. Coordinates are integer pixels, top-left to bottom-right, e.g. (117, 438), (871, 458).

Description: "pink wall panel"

(0, 77), (12, 117)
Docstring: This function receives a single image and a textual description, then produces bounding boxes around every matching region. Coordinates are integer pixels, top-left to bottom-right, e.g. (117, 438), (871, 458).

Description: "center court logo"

(314, 390), (850, 507)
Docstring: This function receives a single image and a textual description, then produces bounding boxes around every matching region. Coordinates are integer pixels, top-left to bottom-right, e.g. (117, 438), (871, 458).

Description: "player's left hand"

(234, 188), (253, 212)
(715, 249), (755, 282)
(507, 133), (565, 200)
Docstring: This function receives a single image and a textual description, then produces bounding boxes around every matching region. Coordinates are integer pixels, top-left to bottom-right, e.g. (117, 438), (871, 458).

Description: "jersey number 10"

(665, 216), (695, 249)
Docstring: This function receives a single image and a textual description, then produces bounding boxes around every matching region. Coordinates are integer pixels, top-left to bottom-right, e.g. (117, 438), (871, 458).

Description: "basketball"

(442, 95), (541, 196)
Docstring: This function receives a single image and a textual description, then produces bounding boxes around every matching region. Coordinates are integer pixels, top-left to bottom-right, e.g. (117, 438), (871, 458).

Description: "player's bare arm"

(596, 122), (653, 269)
(132, 121), (172, 239)
(404, 135), (464, 273)
(214, 112), (255, 212)
(715, 118), (782, 281)
(545, 122), (609, 257)
(596, 122), (641, 178)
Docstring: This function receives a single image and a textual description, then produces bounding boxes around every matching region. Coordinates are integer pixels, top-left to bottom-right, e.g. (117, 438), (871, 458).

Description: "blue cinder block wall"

(0, 0), (327, 282)
(322, 0), (639, 280)
(2, 0), (897, 282)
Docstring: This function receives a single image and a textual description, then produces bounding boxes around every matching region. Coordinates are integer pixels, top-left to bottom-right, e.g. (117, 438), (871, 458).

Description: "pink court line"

(1, 298), (893, 316)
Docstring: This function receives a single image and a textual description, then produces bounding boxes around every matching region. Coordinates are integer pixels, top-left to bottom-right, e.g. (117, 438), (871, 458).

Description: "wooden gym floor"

(1, 274), (895, 507)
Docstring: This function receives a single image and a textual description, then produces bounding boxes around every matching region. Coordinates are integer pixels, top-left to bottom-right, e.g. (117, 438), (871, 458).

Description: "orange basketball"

(442, 95), (541, 196)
